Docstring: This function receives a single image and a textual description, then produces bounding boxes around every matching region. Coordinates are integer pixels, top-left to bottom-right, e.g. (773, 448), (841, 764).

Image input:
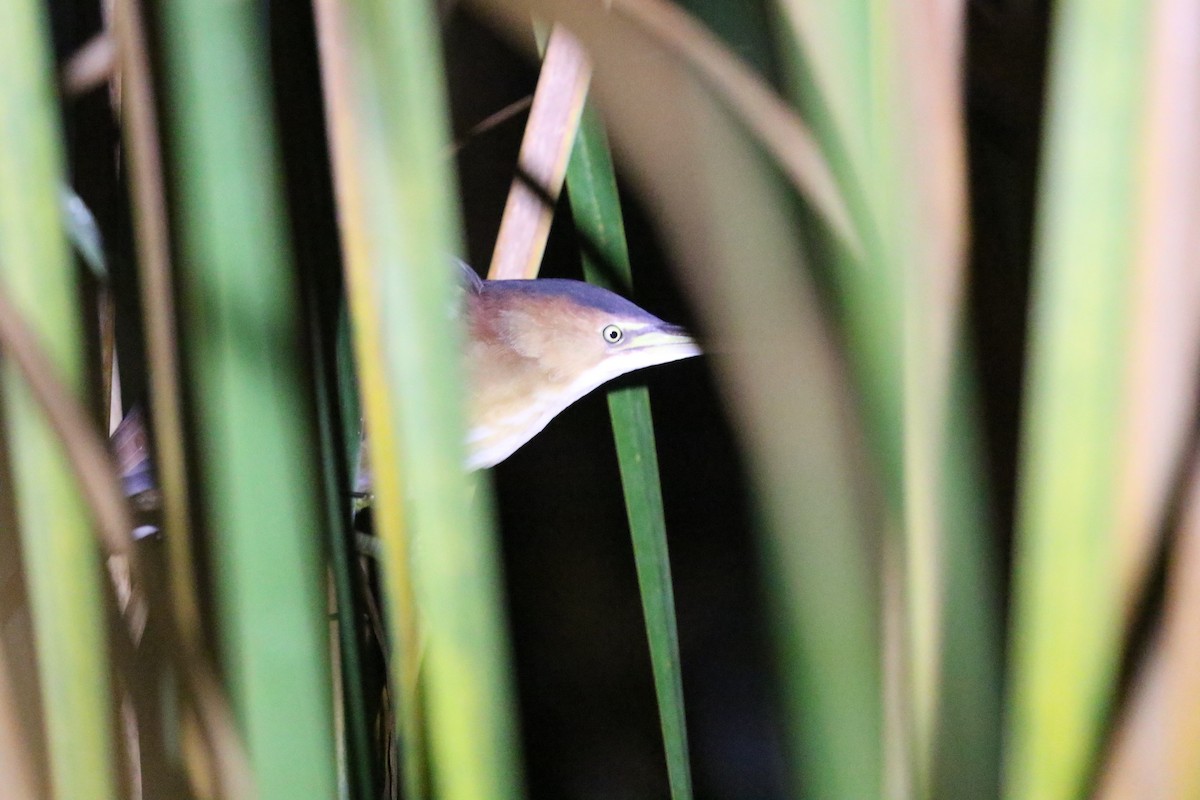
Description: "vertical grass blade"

(1112, 0), (1200, 602)
(1006, 2), (1152, 797)
(1095, 2), (1200, 789)
(773, 4), (1002, 795)
(315, 0), (524, 797)
(270, 2), (379, 790)
(314, 332), (375, 800)
(157, 0), (338, 795)
(773, 9), (917, 789)
(870, 8), (997, 799)
(772, 1), (900, 479)
(303, 233), (375, 800)
(312, 4), (426, 794)
(300, 234), (375, 798)
(679, 116), (883, 800)
(0, 2), (117, 798)
(567, 104), (694, 800)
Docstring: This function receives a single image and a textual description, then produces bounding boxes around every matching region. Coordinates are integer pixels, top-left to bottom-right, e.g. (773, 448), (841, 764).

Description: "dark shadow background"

(43, 0), (1052, 797)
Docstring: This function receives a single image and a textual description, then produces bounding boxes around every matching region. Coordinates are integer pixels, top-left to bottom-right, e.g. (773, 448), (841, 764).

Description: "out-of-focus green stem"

(158, 0), (338, 795)
(1007, 2), (1151, 798)
(314, 0), (524, 796)
(0, 2), (117, 798)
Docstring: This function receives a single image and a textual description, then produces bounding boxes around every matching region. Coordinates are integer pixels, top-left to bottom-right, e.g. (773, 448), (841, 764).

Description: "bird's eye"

(602, 324), (624, 344)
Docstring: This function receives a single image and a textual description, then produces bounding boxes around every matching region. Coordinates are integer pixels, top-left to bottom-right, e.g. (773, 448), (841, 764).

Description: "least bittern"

(456, 261), (699, 469)
(116, 261), (700, 513)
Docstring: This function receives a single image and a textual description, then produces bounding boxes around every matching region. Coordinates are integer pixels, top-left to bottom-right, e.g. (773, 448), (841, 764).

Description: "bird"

(456, 260), (700, 470)
(114, 260), (701, 517)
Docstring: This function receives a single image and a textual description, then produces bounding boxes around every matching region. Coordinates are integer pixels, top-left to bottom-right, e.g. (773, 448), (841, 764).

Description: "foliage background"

(3, 0), (1197, 798)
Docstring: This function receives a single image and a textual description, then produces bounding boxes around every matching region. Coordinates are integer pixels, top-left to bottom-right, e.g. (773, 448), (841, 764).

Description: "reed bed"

(0, 0), (1197, 798)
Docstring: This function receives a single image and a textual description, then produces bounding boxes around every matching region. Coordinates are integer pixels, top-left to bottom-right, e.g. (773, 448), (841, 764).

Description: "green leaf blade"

(568, 103), (694, 800)
(0, 1), (117, 797)
(158, 0), (339, 795)
(1007, 2), (1153, 798)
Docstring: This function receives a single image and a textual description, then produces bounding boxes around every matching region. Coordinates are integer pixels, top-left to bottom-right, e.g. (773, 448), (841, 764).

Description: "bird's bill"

(625, 324), (702, 364)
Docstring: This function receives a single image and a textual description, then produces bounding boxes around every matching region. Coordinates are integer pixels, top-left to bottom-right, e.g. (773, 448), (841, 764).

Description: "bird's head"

(460, 266), (700, 469)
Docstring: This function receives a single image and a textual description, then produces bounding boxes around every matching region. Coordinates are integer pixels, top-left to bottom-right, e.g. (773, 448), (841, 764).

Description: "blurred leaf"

(158, 0), (338, 795)
(0, 1), (117, 797)
(773, 4), (1001, 795)
(314, 0), (524, 797)
(1095, 2), (1200, 794)
(1006, 2), (1153, 798)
